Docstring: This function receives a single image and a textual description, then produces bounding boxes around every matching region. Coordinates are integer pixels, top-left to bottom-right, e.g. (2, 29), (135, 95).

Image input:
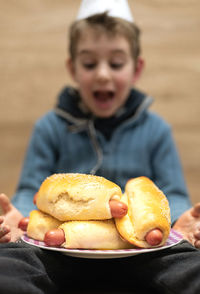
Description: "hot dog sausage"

(33, 194), (127, 218)
(44, 228), (65, 246)
(43, 200), (127, 246)
(109, 199), (128, 218)
(44, 227), (163, 247)
(34, 194), (126, 217)
(109, 200), (163, 246)
(145, 228), (163, 246)
(33, 192), (38, 205)
(42, 200), (128, 246)
(18, 217), (29, 231)
(19, 200), (126, 234)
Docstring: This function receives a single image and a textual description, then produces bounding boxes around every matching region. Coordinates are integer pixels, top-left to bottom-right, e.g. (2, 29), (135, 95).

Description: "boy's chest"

(55, 128), (153, 189)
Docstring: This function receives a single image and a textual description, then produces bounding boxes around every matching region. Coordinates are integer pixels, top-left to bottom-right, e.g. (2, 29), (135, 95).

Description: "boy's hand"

(173, 203), (200, 248)
(0, 193), (24, 242)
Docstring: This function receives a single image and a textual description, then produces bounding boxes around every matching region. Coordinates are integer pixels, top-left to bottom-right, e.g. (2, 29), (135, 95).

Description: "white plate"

(21, 229), (183, 259)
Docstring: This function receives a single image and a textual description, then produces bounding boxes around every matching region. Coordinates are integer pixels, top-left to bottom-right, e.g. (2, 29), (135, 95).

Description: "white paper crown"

(77, 0), (134, 22)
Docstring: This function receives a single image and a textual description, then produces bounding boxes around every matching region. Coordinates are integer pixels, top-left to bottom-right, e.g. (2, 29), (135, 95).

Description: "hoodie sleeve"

(12, 114), (59, 216)
(150, 122), (191, 223)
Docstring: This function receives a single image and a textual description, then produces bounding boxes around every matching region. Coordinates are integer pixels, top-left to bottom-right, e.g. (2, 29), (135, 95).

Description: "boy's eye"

(83, 63), (96, 69)
(110, 63), (124, 69)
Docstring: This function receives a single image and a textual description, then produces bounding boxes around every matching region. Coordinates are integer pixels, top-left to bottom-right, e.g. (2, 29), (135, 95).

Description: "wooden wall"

(0, 0), (199, 205)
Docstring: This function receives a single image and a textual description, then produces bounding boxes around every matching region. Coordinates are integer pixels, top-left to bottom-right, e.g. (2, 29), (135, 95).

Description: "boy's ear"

(66, 58), (76, 81)
(133, 57), (145, 83)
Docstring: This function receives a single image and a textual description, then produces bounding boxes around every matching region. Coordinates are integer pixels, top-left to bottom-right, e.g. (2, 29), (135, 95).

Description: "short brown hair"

(68, 12), (141, 62)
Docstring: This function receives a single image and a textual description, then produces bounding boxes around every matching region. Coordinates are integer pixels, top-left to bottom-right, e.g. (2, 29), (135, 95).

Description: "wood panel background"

(0, 0), (199, 206)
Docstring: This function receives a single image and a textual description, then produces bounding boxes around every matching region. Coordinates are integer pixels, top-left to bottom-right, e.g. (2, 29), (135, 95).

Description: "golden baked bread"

(59, 219), (133, 249)
(36, 173), (122, 221)
(27, 210), (62, 241)
(115, 177), (171, 248)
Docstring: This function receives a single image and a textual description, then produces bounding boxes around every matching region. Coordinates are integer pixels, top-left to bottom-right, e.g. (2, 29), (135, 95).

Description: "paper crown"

(77, 0), (134, 22)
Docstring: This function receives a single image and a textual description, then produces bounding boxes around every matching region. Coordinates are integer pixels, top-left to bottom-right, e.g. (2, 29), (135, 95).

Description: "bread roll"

(36, 173), (122, 221)
(27, 210), (62, 241)
(115, 177), (171, 248)
(59, 219), (133, 249)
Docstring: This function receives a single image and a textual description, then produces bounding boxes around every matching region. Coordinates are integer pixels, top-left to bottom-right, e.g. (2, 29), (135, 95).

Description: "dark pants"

(0, 241), (199, 294)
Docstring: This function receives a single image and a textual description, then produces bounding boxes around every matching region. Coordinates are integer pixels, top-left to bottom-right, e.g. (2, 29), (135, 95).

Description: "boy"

(0, 2), (200, 293)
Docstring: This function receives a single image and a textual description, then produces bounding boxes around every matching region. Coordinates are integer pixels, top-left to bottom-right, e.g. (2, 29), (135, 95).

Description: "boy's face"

(68, 28), (143, 118)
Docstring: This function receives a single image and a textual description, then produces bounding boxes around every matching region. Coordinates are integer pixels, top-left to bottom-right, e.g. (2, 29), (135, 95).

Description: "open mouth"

(94, 90), (114, 100)
(93, 91), (115, 108)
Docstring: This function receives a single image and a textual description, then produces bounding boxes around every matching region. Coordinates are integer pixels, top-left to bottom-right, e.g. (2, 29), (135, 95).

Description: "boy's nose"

(96, 64), (111, 83)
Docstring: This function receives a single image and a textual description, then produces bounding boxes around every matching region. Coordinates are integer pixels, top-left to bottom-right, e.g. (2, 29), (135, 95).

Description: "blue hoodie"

(12, 87), (191, 222)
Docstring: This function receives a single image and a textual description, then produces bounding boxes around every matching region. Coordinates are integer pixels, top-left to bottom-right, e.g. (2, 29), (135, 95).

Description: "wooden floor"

(0, 0), (200, 205)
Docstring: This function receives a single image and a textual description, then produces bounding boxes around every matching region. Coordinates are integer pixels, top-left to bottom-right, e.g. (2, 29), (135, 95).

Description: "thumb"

(0, 193), (12, 214)
(191, 202), (200, 218)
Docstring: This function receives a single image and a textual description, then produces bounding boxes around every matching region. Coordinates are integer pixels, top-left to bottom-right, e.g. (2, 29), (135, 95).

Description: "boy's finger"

(194, 239), (200, 249)
(0, 225), (10, 238)
(0, 193), (12, 214)
(194, 229), (200, 240)
(191, 203), (200, 218)
(0, 232), (11, 243)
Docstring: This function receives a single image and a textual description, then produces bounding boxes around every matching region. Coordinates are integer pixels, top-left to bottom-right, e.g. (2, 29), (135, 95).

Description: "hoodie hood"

(55, 86), (153, 138)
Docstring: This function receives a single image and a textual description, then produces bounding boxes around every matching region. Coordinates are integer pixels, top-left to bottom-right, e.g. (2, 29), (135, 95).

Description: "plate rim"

(21, 229), (183, 259)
